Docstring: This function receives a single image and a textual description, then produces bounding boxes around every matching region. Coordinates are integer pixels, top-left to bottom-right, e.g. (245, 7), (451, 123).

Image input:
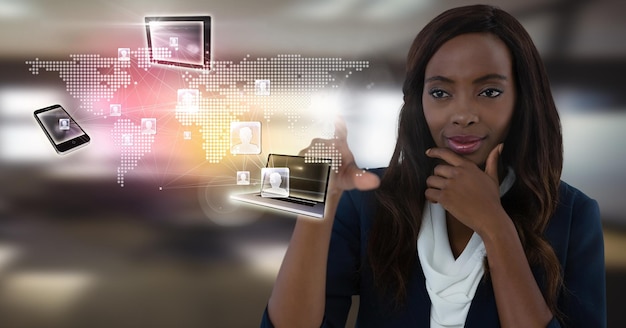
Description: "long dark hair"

(368, 4), (564, 316)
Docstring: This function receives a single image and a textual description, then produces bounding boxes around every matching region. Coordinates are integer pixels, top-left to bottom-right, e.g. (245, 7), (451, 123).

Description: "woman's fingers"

(298, 116), (379, 192)
(426, 174), (448, 190)
(343, 163), (380, 191)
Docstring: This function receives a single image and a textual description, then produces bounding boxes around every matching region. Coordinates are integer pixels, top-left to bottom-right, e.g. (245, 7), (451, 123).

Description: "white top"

(417, 167), (515, 328)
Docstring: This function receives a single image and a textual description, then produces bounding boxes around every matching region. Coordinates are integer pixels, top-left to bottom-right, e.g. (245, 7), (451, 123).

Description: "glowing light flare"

(343, 90), (402, 169)
(0, 1), (33, 18)
(308, 91), (342, 134)
(0, 124), (57, 162)
(0, 87), (64, 118)
(0, 244), (21, 274)
(1, 271), (96, 318)
(284, 0), (430, 21)
(236, 243), (288, 279)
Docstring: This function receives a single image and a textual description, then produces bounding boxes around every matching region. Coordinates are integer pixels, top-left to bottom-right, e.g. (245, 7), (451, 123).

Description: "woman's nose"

(451, 101), (479, 127)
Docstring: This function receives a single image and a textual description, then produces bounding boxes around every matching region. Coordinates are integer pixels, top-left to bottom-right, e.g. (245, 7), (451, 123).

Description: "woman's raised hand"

(299, 117), (380, 196)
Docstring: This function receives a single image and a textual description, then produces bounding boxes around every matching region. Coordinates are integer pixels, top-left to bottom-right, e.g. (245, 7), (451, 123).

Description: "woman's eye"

(479, 88), (503, 98)
(429, 89), (449, 99)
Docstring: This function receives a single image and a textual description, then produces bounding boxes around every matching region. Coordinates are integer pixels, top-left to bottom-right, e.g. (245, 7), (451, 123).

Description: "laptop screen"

(266, 154), (331, 202)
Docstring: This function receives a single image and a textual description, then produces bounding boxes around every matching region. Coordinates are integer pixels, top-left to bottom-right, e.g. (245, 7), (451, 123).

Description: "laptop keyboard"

(275, 197), (317, 207)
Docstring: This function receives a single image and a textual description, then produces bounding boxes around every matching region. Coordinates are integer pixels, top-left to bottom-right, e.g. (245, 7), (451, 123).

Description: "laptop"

(230, 154), (331, 218)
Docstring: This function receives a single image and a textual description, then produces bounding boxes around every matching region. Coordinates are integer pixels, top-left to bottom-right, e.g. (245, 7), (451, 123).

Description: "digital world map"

(26, 50), (369, 186)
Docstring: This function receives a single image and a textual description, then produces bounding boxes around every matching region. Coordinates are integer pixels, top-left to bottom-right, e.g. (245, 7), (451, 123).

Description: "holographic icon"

(110, 104), (122, 116)
(183, 131), (192, 140)
(122, 133), (133, 146)
(141, 118), (156, 135)
(177, 89), (200, 112)
(261, 167), (289, 198)
(169, 36), (179, 47)
(230, 122), (261, 155)
(255, 79), (270, 96)
(59, 118), (70, 131)
(236, 171), (250, 185)
(118, 48), (131, 61)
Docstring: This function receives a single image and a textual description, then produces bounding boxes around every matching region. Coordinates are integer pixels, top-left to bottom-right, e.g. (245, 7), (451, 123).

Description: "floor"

(0, 174), (624, 327)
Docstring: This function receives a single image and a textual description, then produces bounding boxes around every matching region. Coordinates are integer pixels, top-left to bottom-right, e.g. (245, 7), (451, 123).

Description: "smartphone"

(34, 104), (90, 154)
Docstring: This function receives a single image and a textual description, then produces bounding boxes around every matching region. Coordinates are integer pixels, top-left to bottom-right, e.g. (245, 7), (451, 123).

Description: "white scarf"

(417, 168), (515, 328)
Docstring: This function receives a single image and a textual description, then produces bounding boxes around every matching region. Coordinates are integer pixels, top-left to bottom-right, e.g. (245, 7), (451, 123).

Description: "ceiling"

(0, 0), (624, 61)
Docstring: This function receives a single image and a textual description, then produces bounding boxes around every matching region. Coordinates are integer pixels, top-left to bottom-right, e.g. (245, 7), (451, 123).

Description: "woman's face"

(422, 33), (516, 166)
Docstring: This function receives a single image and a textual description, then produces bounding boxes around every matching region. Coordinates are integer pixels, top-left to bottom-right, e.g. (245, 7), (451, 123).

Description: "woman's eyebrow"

(424, 73), (508, 85)
(473, 73), (508, 84)
(424, 75), (453, 84)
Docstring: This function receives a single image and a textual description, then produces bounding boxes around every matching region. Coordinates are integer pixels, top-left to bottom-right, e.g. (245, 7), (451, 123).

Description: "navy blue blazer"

(261, 169), (606, 327)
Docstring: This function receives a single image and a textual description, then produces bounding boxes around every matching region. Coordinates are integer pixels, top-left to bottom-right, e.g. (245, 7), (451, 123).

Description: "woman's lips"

(445, 136), (485, 154)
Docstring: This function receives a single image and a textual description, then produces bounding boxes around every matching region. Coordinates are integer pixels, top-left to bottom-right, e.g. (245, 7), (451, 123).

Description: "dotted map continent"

(26, 51), (369, 186)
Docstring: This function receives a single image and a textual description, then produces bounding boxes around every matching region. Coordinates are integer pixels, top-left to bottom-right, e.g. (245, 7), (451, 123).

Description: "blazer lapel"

(464, 277), (500, 327)
(414, 256), (433, 326)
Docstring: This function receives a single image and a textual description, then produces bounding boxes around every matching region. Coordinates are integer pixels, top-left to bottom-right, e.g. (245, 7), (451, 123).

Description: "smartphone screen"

(34, 104), (90, 154)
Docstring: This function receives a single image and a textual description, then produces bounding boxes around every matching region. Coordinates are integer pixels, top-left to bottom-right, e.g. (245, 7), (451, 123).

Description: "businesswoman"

(262, 4), (606, 327)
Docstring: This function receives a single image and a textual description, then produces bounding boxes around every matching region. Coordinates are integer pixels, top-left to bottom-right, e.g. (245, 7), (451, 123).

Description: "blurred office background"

(0, 0), (625, 327)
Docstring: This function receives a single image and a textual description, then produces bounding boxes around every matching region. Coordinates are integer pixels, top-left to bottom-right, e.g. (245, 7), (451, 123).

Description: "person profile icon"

(182, 92), (194, 105)
(230, 122), (261, 155)
(121, 133), (133, 146)
(141, 118), (156, 135)
(110, 104), (121, 116)
(236, 171), (250, 185)
(177, 89), (199, 112)
(261, 170), (289, 198)
(118, 48), (130, 61)
(59, 118), (70, 131)
(255, 79), (270, 96)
